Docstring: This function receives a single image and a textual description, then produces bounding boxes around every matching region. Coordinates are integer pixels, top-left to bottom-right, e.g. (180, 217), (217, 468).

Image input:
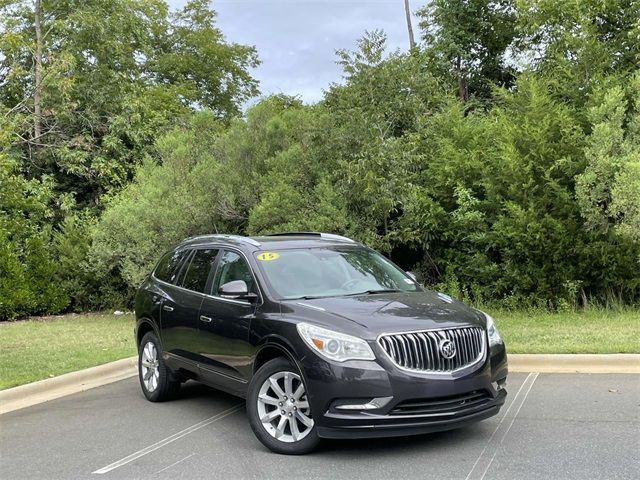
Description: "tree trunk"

(34, 0), (43, 142)
(403, 0), (416, 50)
(456, 55), (467, 102)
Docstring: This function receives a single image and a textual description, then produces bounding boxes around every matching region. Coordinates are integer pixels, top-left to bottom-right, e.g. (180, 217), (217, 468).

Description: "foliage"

(576, 73), (640, 243)
(2, 0), (639, 318)
(0, 157), (67, 319)
(1, 0), (259, 208)
(417, 0), (517, 101)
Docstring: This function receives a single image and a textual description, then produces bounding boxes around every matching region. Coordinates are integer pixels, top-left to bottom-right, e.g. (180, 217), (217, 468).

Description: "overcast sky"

(167, 0), (421, 105)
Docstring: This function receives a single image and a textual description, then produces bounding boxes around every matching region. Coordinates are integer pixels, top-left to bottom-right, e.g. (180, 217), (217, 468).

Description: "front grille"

(389, 390), (491, 416)
(378, 327), (485, 373)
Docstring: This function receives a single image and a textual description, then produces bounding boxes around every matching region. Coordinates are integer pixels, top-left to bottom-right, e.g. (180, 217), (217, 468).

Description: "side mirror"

(405, 271), (417, 282)
(219, 280), (258, 302)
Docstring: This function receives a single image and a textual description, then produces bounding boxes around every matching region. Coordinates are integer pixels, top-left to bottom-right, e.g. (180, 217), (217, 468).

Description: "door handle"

(162, 305), (174, 312)
(199, 315), (212, 323)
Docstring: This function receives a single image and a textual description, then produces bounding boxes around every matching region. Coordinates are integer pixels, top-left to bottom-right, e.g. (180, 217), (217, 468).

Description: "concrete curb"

(1, 354), (638, 415)
(0, 357), (137, 415)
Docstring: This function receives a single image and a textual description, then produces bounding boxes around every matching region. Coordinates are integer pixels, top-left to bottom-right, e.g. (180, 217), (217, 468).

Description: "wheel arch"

(136, 318), (160, 351)
(253, 337), (300, 375)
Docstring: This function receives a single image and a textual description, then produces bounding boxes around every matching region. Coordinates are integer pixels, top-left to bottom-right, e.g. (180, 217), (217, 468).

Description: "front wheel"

(138, 332), (180, 402)
(246, 358), (320, 454)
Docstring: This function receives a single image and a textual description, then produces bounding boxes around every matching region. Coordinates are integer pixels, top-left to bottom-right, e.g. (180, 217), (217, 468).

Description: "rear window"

(154, 249), (190, 284)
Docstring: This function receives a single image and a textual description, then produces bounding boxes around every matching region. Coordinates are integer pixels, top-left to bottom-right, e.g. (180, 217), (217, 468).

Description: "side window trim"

(202, 248), (222, 295)
(175, 249), (195, 287)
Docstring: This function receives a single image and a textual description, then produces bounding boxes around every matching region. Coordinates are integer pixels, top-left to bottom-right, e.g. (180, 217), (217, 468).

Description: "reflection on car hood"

(284, 290), (485, 338)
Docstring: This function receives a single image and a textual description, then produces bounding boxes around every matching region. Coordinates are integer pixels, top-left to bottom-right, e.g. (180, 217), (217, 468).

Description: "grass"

(0, 312), (136, 390)
(492, 308), (640, 354)
(0, 308), (638, 390)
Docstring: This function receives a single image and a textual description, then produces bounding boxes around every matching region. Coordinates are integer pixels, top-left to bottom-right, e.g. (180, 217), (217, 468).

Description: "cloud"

(167, 0), (421, 104)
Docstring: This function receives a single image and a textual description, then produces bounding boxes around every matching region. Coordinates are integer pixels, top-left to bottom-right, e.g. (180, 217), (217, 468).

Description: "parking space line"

(92, 403), (243, 475)
(465, 372), (539, 480)
(155, 452), (196, 474)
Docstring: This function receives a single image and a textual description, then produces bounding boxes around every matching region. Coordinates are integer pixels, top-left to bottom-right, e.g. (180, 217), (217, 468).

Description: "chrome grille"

(378, 327), (485, 373)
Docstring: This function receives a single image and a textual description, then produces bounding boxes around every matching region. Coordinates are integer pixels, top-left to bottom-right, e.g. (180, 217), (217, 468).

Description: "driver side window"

(212, 250), (256, 296)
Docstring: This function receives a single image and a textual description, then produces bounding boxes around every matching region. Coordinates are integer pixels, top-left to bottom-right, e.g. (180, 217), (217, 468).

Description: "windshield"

(253, 247), (419, 300)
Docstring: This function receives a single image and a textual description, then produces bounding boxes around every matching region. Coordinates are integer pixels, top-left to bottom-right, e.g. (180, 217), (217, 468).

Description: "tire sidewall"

(246, 357), (320, 455)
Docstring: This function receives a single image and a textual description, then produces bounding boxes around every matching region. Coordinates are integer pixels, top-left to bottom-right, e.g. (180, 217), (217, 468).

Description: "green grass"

(0, 308), (638, 390)
(0, 313), (136, 390)
(492, 308), (640, 354)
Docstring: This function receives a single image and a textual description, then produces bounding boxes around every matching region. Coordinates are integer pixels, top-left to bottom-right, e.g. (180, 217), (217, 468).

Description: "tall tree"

(404, 0), (416, 50)
(417, 0), (516, 102)
(32, 0), (42, 143)
(0, 0), (259, 208)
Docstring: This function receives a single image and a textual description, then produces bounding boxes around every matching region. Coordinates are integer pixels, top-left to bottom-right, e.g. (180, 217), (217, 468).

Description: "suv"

(134, 232), (508, 454)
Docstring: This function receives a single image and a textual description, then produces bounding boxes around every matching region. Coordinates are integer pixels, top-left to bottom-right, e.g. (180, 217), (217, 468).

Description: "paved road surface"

(1, 373), (638, 479)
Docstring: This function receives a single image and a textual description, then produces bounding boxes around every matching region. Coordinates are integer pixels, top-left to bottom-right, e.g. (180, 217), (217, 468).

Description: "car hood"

(282, 290), (486, 339)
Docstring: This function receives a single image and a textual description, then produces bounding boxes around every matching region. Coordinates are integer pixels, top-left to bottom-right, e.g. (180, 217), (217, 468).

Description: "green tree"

(576, 73), (640, 243)
(514, 0), (640, 106)
(417, 0), (517, 102)
(0, 0), (259, 208)
(0, 156), (67, 318)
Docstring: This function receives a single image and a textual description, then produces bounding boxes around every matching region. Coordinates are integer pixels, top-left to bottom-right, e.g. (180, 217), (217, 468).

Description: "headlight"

(296, 323), (375, 362)
(484, 313), (503, 347)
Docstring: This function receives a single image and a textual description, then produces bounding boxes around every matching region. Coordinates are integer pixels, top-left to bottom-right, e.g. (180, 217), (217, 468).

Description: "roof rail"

(187, 234), (261, 247)
(264, 232), (356, 243)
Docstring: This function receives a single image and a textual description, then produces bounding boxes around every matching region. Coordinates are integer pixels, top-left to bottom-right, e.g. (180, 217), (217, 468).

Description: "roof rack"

(264, 232), (356, 243)
(187, 234), (261, 247)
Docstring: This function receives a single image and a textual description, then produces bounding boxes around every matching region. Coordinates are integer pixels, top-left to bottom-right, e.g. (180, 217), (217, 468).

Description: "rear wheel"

(138, 332), (180, 402)
(247, 358), (320, 454)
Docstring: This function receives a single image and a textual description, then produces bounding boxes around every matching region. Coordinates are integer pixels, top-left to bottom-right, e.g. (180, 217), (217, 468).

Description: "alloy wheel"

(140, 341), (160, 393)
(256, 371), (314, 443)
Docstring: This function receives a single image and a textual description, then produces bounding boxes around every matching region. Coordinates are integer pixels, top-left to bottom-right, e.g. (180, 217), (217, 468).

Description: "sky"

(167, 0), (421, 105)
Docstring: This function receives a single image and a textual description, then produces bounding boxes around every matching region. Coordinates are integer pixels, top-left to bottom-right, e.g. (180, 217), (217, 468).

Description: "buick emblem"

(439, 339), (456, 359)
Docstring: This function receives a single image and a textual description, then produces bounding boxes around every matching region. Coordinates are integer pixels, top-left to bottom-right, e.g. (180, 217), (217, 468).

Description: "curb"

(0, 357), (137, 415)
(508, 353), (640, 374)
(1, 354), (638, 415)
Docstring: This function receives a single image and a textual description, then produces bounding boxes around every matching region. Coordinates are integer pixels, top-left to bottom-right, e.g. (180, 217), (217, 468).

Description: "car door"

(157, 248), (216, 365)
(197, 249), (259, 390)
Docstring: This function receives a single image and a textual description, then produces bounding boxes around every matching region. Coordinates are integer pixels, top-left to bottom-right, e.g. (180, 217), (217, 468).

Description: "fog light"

(492, 379), (507, 391)
(334, 397), (393, 411)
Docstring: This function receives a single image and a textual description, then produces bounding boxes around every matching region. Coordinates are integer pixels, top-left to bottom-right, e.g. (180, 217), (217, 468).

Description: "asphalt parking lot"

(1, 372), (638, 479)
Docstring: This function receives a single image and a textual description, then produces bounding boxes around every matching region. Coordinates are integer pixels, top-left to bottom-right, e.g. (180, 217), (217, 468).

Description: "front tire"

(138, 332), (180, 402)
(247, 358), (320, 454)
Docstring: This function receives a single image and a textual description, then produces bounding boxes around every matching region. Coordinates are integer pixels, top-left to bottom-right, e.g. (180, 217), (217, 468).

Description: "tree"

(0, 0), (259, 209)
(417, 0), (517, 102)
(576, 73), (640, 243)
(514, 0), (640, 106)
(404, 0), (416, 50)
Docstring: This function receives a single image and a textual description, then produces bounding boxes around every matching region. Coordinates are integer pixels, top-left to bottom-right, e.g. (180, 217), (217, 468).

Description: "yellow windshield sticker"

(256, 252), (280, 261)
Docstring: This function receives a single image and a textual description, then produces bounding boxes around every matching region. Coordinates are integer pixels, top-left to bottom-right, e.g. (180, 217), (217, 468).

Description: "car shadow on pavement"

(315, 425), (486, 457)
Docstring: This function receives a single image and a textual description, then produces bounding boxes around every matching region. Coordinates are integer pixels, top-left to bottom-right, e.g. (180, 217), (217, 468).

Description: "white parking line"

(155, 452), (196, 474)
(465, 372), (539, 480)
(92, 403), (244, 475)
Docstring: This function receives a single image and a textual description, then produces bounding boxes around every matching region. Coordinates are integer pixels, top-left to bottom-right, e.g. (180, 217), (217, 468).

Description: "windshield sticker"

(256, 252), (280, 261)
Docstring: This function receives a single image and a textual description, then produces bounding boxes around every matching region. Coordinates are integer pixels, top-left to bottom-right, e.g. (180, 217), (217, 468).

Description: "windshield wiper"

(344, 289), (402, 296)
(288, 295), (330, 300)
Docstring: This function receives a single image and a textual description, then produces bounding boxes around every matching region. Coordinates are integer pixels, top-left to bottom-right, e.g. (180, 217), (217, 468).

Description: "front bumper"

(300, 341), (508, 439)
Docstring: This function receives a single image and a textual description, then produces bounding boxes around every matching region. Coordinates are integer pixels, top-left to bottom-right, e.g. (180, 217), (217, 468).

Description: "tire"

(138, 332), (180, 402)
(246, 357), (320, 454)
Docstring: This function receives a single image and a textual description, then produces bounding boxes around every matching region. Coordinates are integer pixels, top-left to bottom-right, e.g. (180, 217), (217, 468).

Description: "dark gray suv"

(134, 232), (508, 454)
